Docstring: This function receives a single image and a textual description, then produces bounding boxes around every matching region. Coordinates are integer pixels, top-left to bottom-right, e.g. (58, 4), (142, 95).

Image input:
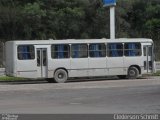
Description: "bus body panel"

(5, 38), (155, 79)
(107, 57), (125, 76)
(16, 59), (37, 78)
(88, 58), (107, 76)
(70, 58), (88, 77)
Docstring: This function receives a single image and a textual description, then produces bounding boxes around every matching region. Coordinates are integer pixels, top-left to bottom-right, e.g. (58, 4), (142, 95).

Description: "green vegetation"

(0, 0), (159, 40)
(154, 71), (160, 76)
(0, 0), (159, 59)
(0, 76), (27, 81)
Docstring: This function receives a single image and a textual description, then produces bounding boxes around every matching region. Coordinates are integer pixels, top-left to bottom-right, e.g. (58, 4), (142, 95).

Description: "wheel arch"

(54, 67), (68, 76)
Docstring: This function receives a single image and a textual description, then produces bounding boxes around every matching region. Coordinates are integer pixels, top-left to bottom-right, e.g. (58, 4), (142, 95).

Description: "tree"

(0, 0), (159, 42)
(20, 1), (47, 39)
(0, 0), (21, 40)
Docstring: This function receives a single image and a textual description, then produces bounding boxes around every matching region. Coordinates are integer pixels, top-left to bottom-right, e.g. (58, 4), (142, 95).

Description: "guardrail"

(0, 68), (5, 76)
(156, 61), (160, 71)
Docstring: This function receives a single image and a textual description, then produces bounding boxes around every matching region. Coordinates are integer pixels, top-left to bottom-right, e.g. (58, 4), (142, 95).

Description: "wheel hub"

(130, 70), (135, 76)
(58, 73), (64, 79)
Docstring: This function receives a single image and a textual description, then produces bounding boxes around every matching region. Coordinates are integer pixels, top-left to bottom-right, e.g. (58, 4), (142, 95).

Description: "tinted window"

(51, 44), (70, 59)
(143, 47), (147, 56)
(107, 43), (123, 57)
(143, 46), (152, 56)
(18, 45), (35, 60)
(148, 47), (152, 56)
(89, 44), (106, 58)
(71, 44), (88, 58)
(124, 43), (141, 56)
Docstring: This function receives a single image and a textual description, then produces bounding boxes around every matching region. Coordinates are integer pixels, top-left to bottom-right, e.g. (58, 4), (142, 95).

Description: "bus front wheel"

(127, 67), (139, 79)
(54, 69), (68, 83)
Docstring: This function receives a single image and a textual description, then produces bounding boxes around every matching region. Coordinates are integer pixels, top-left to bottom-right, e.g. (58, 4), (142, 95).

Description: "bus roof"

(6, 38), (153, 45)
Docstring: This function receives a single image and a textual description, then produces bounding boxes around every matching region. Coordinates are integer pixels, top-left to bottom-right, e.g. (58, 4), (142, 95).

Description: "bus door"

(143, 45), (153, 73)
(37, 48), (47, 78)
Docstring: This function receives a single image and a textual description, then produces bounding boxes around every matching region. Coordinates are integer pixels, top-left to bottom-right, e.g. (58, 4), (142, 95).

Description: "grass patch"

(0, 76), (27, 81)
(153, 71), (160, 76)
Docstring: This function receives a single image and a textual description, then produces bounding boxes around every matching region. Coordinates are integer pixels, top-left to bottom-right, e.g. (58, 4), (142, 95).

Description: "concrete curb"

(0, 79), (46, 84)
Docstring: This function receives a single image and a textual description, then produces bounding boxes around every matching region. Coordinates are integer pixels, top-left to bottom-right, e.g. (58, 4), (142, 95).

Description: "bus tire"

(54, 69), (68, 83)
(127, 67), (139, 79)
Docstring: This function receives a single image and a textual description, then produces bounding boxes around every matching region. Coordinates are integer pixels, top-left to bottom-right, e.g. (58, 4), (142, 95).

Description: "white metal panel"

(17, 71), (37, 78)
(107, 57), (124, 75)
(70, 58), (88, 77)
(88, 58), (107, 76)
(16, 60), (37, 78)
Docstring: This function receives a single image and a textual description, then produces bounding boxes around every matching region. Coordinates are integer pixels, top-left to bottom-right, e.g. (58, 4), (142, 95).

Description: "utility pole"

(103, 0), (116, 40)
(110, 6), (115, 39)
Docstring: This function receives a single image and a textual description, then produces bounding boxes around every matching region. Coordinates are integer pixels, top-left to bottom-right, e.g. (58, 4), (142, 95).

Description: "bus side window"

(71, 44), (88, 58)
(107, 43), (123, 57)
(89, 43), (106, 58)
(124, 43), (141, 57)
(17, 45), (35, 60)
(51, 44), (70, 59)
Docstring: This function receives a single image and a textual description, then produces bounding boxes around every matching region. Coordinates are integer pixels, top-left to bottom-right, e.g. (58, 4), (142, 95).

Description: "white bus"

(5, 38), (155, 83)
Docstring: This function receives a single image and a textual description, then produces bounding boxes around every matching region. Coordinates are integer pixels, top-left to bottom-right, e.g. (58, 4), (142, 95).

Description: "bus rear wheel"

(54, 69), (68, 83)
(127, 67), (139, 79)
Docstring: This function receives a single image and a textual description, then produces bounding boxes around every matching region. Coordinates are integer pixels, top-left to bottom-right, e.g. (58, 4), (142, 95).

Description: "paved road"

(0, 76), (160, 114)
